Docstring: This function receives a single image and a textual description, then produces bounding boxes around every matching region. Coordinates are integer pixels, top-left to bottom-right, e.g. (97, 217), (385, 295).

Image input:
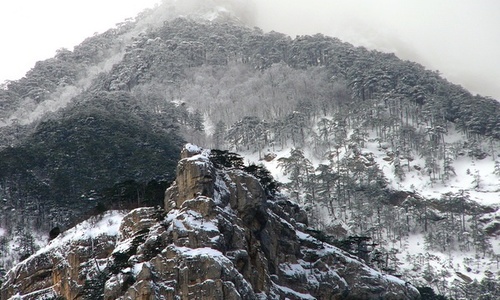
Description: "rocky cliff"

(1, 144), (420, 299)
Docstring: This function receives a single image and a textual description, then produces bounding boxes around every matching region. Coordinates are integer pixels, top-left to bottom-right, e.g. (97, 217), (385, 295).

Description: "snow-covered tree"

(493, 160), (500, 177)
(14, 224), (39, 261)
(212, 120), (226, 149)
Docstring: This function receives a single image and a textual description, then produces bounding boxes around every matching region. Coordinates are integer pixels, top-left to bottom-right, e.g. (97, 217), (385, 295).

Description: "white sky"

(0, 0), (160, 83)
(0, 0), (499, 100)
(252, 0), (500, 100)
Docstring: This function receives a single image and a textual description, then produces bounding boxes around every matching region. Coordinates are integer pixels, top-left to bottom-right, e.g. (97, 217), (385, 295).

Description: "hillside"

(0, 1), (499, 298)
(1, 144), (420, 299)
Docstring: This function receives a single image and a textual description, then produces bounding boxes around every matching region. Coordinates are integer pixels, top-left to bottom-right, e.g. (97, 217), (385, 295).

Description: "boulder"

(1, 144), (420, 300)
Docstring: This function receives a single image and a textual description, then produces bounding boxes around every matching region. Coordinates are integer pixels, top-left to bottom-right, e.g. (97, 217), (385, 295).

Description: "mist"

(249, 0), (500, 100)
(1, 0), (499, 101)
(0, 0), (159, 84)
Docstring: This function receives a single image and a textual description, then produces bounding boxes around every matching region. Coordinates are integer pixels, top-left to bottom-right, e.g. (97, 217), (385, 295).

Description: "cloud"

(250, 0), (500, 100)
(143, 0), (256, 27)
(1, 0), (498, 101)
(0, 0), (159, 83)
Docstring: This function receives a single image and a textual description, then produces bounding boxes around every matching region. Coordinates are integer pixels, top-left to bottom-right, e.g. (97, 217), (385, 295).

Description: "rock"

(263, 152), (277, 162)
(119, 206), (163, 239)
(167, 148), (215, 208)
(485, 221), (500, 236)
(227, 169), (265, 219)
(1, 211), (125, 300)
(1, 144), (420, 300)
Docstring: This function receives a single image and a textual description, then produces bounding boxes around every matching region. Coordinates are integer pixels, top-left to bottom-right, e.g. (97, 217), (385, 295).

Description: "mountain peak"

(147, 0), (253, 28)
(1, 144), (419, 299)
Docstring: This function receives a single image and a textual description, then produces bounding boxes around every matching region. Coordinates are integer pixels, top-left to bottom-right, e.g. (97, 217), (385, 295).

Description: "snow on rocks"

(1, 144), (420, 300)
(1, 210), (126, 300)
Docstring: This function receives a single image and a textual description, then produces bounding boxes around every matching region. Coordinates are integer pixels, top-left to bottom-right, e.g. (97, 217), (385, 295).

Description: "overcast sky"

(0, 0), (159, 83)
(1, 0), (499, 100)
(252, 0), (500, 100)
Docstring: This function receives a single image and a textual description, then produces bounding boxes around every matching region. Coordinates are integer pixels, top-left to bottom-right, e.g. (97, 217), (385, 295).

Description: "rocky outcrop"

(1, 144), (420, 299)
(0, 211), (126, 300)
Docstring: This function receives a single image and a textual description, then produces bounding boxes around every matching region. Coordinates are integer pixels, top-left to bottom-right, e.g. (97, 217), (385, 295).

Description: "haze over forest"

(1, 0), (499, 100)
(0, 0), (499, 298)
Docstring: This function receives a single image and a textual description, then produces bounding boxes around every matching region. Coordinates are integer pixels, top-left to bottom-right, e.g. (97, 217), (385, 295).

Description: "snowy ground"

(365, 139), (500, 206)
(39, 210), (126, 255)
(240, 129), (500, 288)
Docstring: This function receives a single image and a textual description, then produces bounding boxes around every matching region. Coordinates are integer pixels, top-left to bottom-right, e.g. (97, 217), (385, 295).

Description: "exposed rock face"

(1, 144), (420, 300)
(0, 211), (125, 300)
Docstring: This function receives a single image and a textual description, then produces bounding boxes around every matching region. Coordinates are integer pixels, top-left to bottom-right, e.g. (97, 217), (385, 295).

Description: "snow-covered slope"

(1, 144), (419, 300)
(241, 127), (500, 295)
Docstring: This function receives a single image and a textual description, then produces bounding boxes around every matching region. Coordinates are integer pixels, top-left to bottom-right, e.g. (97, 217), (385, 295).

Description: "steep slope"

(242, 135), (500, 296)
(0, 91), (183, 263)
(1, 144), (419, 299)
(0, 1), (498, 296)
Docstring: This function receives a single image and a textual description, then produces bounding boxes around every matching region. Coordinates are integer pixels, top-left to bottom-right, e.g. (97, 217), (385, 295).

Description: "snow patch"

(182, 208), (219, 233)
(184, 143), (202, 154)
(36, 210), (126, 257)
(272, 283), (316, 300)
(132, 262), (145, 276)
(173, 246), (229, 263)
(112, 238), (134, 255)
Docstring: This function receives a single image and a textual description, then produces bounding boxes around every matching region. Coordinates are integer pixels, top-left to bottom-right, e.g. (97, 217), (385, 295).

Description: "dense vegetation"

(0, 4), (499, 298)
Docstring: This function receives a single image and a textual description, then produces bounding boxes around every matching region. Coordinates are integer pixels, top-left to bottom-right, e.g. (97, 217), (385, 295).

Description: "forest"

(0, 8), (499, 298)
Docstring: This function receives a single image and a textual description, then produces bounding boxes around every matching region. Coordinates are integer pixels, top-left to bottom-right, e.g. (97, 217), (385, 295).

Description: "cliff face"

(1, 144), (420, 300)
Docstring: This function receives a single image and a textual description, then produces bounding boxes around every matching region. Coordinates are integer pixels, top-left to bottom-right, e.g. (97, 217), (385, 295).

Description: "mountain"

(1, 144), (420, 299)
(0, 1), (499, 298)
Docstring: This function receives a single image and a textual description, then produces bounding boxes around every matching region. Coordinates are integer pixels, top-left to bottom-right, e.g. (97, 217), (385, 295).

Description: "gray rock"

(1, 144), (420, 300)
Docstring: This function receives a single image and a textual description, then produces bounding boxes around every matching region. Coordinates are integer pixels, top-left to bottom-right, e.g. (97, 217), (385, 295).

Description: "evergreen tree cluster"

(209, 149), (279, 196)
(0, 6), (498, 288)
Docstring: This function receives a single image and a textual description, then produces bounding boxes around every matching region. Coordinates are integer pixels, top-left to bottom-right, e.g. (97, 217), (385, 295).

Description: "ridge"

(0, 144), (419, 299)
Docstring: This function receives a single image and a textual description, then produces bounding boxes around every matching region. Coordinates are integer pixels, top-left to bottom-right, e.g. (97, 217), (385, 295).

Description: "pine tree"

(315, 164), (339, 216)
(493, 160), (500, 177)
(441, 150), (456, 182)
(14, 225), (39, 261)
(189, 109), (205, 132)
(277, 148), (312, 188)
(81, 269), (109, 300)
(471, 171), (482, 190)
(213, 120), (226, 149)
(277, 148), (314, 204)
(243, 164), (279, 196)
(479, 271), (500, 299)
(392, 155), (405, 181)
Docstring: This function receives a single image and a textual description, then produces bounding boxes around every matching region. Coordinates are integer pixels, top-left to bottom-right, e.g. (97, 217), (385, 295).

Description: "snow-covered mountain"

(1, 144), (419, 299)
(241, 124), (500, 294)
(0, 1), (499, 299)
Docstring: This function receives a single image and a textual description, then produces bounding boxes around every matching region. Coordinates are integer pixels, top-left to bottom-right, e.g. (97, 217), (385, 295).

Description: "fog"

(0, 0), (159, 84)
(251, 0), (500, 100)
(1, 0), (499, 100)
